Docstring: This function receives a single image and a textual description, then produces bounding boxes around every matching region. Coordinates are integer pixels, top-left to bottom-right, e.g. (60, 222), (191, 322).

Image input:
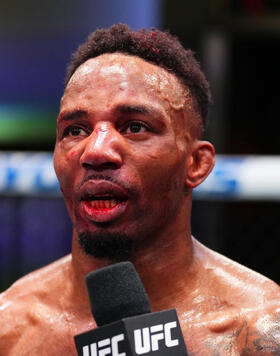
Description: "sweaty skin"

(0, 54), (279, 356)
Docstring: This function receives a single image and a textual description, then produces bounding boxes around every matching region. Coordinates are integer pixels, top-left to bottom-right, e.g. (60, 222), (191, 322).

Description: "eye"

(62, 126), (88, 138)
(122, 121), (149, 134)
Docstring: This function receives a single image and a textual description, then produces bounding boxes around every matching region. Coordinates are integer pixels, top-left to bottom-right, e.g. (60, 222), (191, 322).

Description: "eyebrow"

(57, 109), (87, 122)
(115, 104), (164, 120)
(57, 104), (165, 123)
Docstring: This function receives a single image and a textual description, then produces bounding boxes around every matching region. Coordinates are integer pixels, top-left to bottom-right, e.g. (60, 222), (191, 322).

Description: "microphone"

(74, 261), (189, 355)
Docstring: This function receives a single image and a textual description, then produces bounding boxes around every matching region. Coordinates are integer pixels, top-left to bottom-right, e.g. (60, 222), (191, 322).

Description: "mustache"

(81, 174), (117, 186)
(79, 174), (137, 195)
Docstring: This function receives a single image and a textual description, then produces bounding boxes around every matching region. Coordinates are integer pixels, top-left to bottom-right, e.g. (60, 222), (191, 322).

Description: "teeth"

(89, 199), (118, 209)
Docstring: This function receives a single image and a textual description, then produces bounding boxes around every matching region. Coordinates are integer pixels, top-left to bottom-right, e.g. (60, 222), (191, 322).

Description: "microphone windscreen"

(86, 261), (151, 326)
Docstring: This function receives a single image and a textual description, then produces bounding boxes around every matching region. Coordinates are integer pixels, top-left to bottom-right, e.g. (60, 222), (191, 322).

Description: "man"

(0, 24), (279, 355)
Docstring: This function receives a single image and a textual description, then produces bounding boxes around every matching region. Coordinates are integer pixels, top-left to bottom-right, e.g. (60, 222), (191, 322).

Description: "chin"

(77, 231), (134, 262)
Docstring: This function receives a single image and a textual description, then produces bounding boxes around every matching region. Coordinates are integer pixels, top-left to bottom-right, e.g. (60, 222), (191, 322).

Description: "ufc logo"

(82, 333), (125, 356)
(134, 321), (179, 354)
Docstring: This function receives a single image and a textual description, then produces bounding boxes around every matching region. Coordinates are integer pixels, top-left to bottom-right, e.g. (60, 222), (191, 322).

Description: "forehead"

(62, 53), (189, 113)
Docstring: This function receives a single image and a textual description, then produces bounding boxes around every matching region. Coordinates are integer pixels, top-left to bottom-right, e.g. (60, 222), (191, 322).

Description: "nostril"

(82, 162), (92, 170)
(82, 162), (119, 171)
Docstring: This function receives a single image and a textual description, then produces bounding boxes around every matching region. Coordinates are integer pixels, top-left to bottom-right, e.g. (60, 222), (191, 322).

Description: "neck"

(70, 201), (200, 312)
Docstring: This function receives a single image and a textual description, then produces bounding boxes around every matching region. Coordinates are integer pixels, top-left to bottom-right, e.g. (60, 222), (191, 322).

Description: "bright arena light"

(1, 153), (280, 200)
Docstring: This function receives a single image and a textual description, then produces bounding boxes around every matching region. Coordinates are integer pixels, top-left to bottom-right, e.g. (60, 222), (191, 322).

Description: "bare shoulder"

(192, 239), (280, 355)
(192, 300), (280, 356)
(194, 238), (280, 302)
(0, 254), (72, 303)
(0, 255), (73, 355)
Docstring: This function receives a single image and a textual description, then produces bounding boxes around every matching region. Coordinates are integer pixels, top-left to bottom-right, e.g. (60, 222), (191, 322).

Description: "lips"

(77, 180), (129, 223)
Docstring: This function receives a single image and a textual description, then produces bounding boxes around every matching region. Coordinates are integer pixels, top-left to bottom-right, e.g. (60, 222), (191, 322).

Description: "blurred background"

(1, 0), (280, 291)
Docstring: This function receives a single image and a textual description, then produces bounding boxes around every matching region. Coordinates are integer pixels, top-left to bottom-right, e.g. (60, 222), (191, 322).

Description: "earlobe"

(185, 141), (215, 189)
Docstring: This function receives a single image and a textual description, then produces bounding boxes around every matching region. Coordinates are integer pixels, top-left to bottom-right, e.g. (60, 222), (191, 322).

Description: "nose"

(80, 123), (123, 171)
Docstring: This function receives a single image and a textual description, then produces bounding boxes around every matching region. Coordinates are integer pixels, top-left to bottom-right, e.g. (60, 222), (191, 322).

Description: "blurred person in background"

(0, 24), (279, 355)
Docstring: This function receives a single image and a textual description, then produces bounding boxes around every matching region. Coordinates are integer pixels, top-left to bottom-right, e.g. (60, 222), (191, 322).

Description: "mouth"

(78, 181), (129, 223)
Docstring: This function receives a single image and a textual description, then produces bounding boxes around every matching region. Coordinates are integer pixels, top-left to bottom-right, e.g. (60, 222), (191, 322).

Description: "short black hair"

(66, 23), (211, 127)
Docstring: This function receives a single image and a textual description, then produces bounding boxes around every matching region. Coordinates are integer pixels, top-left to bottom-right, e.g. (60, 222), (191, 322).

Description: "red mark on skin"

(66, 150), (77, 161)
(95, 127), (106, 134)
(57, 111), (66, 122)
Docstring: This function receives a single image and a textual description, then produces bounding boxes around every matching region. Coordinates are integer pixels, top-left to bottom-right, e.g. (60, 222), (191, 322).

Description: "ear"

(185, 140), (215, 189)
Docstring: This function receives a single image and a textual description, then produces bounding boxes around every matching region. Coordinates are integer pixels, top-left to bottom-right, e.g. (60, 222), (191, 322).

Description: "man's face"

(54, 53), (197, 258)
